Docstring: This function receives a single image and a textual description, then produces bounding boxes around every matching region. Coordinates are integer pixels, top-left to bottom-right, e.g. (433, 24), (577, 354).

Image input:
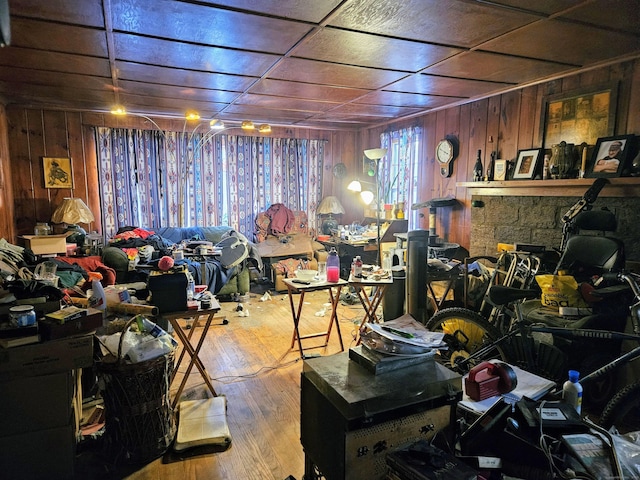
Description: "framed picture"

(493, 159), (507, 181)
(541, 83), (618, 149)
(585, 135), (635, 178)
(512, 149), (542, 180)
(43, 157), (73, 188)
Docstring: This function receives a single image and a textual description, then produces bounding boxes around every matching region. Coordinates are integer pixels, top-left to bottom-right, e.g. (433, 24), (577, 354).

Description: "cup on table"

(317, 261), (327, 281)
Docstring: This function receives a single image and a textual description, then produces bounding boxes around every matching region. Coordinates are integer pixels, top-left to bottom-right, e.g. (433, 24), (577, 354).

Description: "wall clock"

(436, 136), (459, 177)
(333, 162), (347, 178)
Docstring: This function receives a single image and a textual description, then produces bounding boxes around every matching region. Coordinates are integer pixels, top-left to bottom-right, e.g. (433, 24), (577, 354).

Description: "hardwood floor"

(77, 284), (367, 480)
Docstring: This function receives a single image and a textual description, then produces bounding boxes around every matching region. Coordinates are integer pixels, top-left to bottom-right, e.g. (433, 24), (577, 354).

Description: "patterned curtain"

(95, 127), (326, 240)
(380, 127), (423, 229)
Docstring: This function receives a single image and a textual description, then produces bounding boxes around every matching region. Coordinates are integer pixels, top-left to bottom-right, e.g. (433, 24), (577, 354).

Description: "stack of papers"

(361, 314), (446, 356)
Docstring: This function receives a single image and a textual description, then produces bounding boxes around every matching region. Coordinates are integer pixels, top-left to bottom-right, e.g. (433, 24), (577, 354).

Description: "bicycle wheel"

(426, 307), (509, 373)
(599, 381), (640, 434)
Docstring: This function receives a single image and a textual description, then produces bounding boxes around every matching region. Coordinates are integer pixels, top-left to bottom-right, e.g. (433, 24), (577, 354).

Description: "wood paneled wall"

(361, 60), (640, 251)
(1, 60), (639, 248)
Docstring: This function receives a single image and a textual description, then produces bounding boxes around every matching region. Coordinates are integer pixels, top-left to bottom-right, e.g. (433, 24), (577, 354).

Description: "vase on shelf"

(383, 203), (393, 220)
(394, 202), (405, 219)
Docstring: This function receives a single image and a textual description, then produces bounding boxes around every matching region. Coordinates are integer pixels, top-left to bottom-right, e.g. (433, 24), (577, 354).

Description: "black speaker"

(0, 0), (10, 47)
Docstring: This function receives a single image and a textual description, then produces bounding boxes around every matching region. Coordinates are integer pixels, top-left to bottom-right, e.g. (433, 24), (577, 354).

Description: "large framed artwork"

(541, 83), (618, 149)
(42, 157), (73, 189)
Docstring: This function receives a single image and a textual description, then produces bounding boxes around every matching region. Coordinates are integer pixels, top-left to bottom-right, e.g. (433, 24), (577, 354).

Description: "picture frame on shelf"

(42, 157), (73, 189)
(586, 134), (635, 178)
(512, 149), (542, 180)
(493, 159), (508, 181)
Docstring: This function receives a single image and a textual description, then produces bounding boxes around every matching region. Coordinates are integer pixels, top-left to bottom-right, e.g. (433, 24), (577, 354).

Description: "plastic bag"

(535, 274), (588, 310)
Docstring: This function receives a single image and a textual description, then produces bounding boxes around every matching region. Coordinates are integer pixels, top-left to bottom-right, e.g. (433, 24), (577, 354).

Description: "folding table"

(283, 277), (347, 358)
(160, 299), (222, 407)
(349, 274), (393, 345)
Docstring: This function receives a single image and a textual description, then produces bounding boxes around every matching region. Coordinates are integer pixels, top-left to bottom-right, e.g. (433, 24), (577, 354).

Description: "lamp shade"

(364, 148), (387, 160)
(317, 196), (345, 215)
(51, 197), (95, 225)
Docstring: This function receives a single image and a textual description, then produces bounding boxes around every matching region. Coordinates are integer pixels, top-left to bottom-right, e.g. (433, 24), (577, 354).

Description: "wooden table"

(349, 273), (393, 345)
(160, 299), (222, 407)
(283, 277), (347, 358)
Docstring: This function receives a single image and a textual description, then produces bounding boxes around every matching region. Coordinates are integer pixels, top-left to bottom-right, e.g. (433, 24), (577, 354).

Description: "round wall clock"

(333, 162), (347, 178)
(436, 136), (459, 177)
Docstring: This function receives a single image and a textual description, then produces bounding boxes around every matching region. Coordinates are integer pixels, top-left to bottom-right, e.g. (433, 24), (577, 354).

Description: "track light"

(258, 124), (272, 133)
(185, 111), (200, 121)
(110, 105), (126, 116)
(241, 121), (255, 130)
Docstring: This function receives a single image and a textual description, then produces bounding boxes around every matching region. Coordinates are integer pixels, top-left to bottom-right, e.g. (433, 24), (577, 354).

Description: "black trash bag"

(4, 279), (65, 301)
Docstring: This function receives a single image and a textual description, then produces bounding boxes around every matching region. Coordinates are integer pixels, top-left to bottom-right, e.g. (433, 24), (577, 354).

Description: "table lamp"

(51, 197), (95, 248)
(317, 196), (345, 235)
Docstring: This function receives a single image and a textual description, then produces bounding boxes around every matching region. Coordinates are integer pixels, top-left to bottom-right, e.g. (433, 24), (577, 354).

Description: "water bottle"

(562, 370), (583, 415)
(326, 247), (340, 282)
(186, 272), (196, 301)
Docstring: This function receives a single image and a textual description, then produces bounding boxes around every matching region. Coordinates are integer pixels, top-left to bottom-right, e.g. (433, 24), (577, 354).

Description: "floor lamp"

(348, 148), (387, 265)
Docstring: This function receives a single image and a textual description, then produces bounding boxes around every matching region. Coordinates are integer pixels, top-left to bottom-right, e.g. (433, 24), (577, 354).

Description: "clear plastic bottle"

(326, 247), (340, 282)
(186, 272), (196, 301)
(562, 369), (583, 415)
(353, 255), (363, 279)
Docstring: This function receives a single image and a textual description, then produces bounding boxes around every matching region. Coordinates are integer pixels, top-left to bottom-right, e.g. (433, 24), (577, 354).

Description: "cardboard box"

(0, 423), (75, 479)
(39, 308), (103, 340)
(19, 234), (68, 255)
(0, 333), (93, 380)
(0, 371), (74, 436)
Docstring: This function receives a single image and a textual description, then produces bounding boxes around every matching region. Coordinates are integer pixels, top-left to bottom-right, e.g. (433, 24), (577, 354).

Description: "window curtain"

(95, 127), (325, 240)
(380, 127), (422, 229)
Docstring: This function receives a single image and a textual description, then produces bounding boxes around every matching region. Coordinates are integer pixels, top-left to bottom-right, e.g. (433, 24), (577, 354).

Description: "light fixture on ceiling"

(110, 105), (127, 116)
(241, 121), (255, 130)
(185, 111), (200, 121)
(258, 124), (272, 134)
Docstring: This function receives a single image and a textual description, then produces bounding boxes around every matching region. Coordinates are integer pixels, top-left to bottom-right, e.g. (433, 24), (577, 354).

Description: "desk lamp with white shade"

(317, 196), (345, 236)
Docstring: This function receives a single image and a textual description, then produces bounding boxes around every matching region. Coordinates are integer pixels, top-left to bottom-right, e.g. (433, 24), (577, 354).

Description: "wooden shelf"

(456, 177), (640, 197)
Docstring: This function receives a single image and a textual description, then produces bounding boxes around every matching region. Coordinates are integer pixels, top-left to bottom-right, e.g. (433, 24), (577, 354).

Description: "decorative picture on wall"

(43, 157), (73, 189)
(512, 149), (542, 180)
(542, 83), (617, 149)
(586, 135), (635, 178)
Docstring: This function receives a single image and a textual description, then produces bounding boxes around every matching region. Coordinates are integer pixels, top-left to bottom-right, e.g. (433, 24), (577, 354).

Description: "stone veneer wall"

(470, 195), (640, 263)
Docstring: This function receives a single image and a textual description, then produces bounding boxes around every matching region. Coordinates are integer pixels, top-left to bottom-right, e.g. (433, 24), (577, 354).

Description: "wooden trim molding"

(457, 178), (640, 197)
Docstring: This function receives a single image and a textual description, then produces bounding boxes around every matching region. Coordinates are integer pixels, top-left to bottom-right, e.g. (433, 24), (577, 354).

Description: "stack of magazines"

(360, 314), (446, 357)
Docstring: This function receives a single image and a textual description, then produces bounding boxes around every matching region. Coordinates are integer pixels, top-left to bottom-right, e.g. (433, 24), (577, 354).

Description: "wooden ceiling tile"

(329, 102), (422, 118)
(0, 47), (111, 77)
(210, 0), (344, 23)
(357, 90), (461, 109)
(486, 0), (583, 16)
(269, 58), (408, 90)
(559, 0), (640, 35)
(424, 51), (574, 84)
(114, 33), (280, 77)
(9, 0), (105, 27)
(483, 19), (640, 66)
(0, 68), (111, 92)
(0, 81), (114, 106)
(10, 18), (108, 57)
(221, 104), (315, 123)
(328, 0), (540, 47)
(387, 74), (512, 97)
(248, 78), (371, 102)
(110, 0), (313, 54)
(118, 80), (241, 104)
(118, 93), (228, 117)
(292, 28), (463, 72)
(234, 93), (338, 113)
(117, 63), (256, 92)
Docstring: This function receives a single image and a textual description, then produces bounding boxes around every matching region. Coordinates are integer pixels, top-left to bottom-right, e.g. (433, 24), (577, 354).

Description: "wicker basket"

(97, 317), (176, 464)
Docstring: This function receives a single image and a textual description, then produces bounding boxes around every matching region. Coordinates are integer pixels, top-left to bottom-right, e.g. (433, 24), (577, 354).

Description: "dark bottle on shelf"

(473, 149), (483, 181)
